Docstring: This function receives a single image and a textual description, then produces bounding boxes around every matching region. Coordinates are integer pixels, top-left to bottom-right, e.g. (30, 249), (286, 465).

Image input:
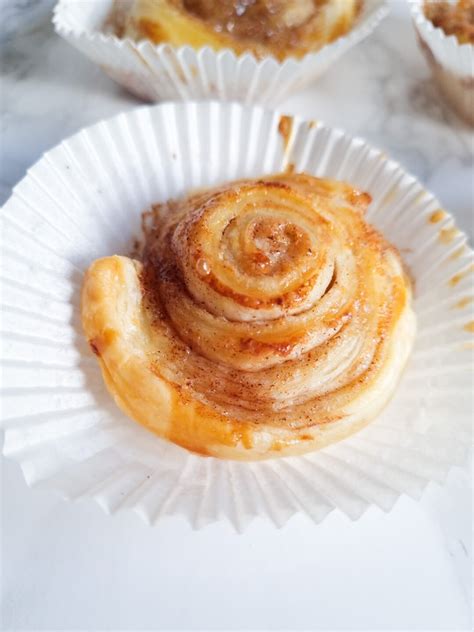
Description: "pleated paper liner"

(409, 0), (474, 125)
(53, 0), (388, 104)
(1, 102), (472, 530)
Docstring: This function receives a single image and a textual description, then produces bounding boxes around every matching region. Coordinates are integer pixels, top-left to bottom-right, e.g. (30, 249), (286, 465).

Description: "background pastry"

(122, 0), (361, 60)
(82, 173), (416, 460)
(423, 0), (474, 45)
(412, 0), (474, 125)
(55, 0), (388, 103)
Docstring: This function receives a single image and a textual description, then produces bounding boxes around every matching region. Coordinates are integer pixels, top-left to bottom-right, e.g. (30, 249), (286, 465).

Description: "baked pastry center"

(119, 0), (361, 59)
(82, 173), (416, 460)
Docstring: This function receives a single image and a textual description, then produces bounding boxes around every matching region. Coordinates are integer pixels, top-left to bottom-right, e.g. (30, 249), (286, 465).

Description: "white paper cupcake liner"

(409, 0), (474, 123)
(410, 0), (473, 76)
(53, 0), (388, 105)
(1, 102), (472, 530)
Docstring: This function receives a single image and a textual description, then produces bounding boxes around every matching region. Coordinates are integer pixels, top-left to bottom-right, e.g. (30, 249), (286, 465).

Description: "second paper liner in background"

(53, 0), (388, 104)
(409, 0), (474, 125)
(1, 102), (472, 530)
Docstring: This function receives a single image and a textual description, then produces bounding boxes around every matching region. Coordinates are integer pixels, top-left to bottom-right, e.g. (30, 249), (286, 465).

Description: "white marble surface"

(1, 1), (472, 630)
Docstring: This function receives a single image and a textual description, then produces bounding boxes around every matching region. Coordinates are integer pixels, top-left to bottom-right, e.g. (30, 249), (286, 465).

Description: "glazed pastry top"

(120, 0), (361, 59)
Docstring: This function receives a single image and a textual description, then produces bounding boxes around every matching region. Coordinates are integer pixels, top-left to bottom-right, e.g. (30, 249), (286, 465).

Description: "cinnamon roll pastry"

(82, 173), (416, 460)
(121, 0), (361, 60)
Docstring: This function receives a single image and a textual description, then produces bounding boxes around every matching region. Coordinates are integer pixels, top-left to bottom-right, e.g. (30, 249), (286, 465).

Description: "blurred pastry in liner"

(423, 0), (474, 45)
(120, 0), (362, 60)
(413, 0), (474, 126)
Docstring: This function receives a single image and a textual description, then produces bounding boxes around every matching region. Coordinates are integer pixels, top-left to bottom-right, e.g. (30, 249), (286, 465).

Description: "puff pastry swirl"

(122, 0), (361, 60)
(82, 173), (416, 460)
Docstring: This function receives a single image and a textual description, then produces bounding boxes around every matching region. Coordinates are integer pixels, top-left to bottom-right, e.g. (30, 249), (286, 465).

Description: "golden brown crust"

(82, 173), (416, 460)
(120, 0), (361, 60)
(424, 0), (474, 45)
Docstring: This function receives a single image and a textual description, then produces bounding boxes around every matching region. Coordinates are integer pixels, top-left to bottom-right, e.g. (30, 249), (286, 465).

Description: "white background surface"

(1, 1), (472, 630)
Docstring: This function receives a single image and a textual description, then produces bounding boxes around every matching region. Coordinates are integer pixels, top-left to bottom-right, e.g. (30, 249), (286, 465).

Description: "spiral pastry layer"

(122, 0), (360, 61)
(82, 173), (416, 459)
